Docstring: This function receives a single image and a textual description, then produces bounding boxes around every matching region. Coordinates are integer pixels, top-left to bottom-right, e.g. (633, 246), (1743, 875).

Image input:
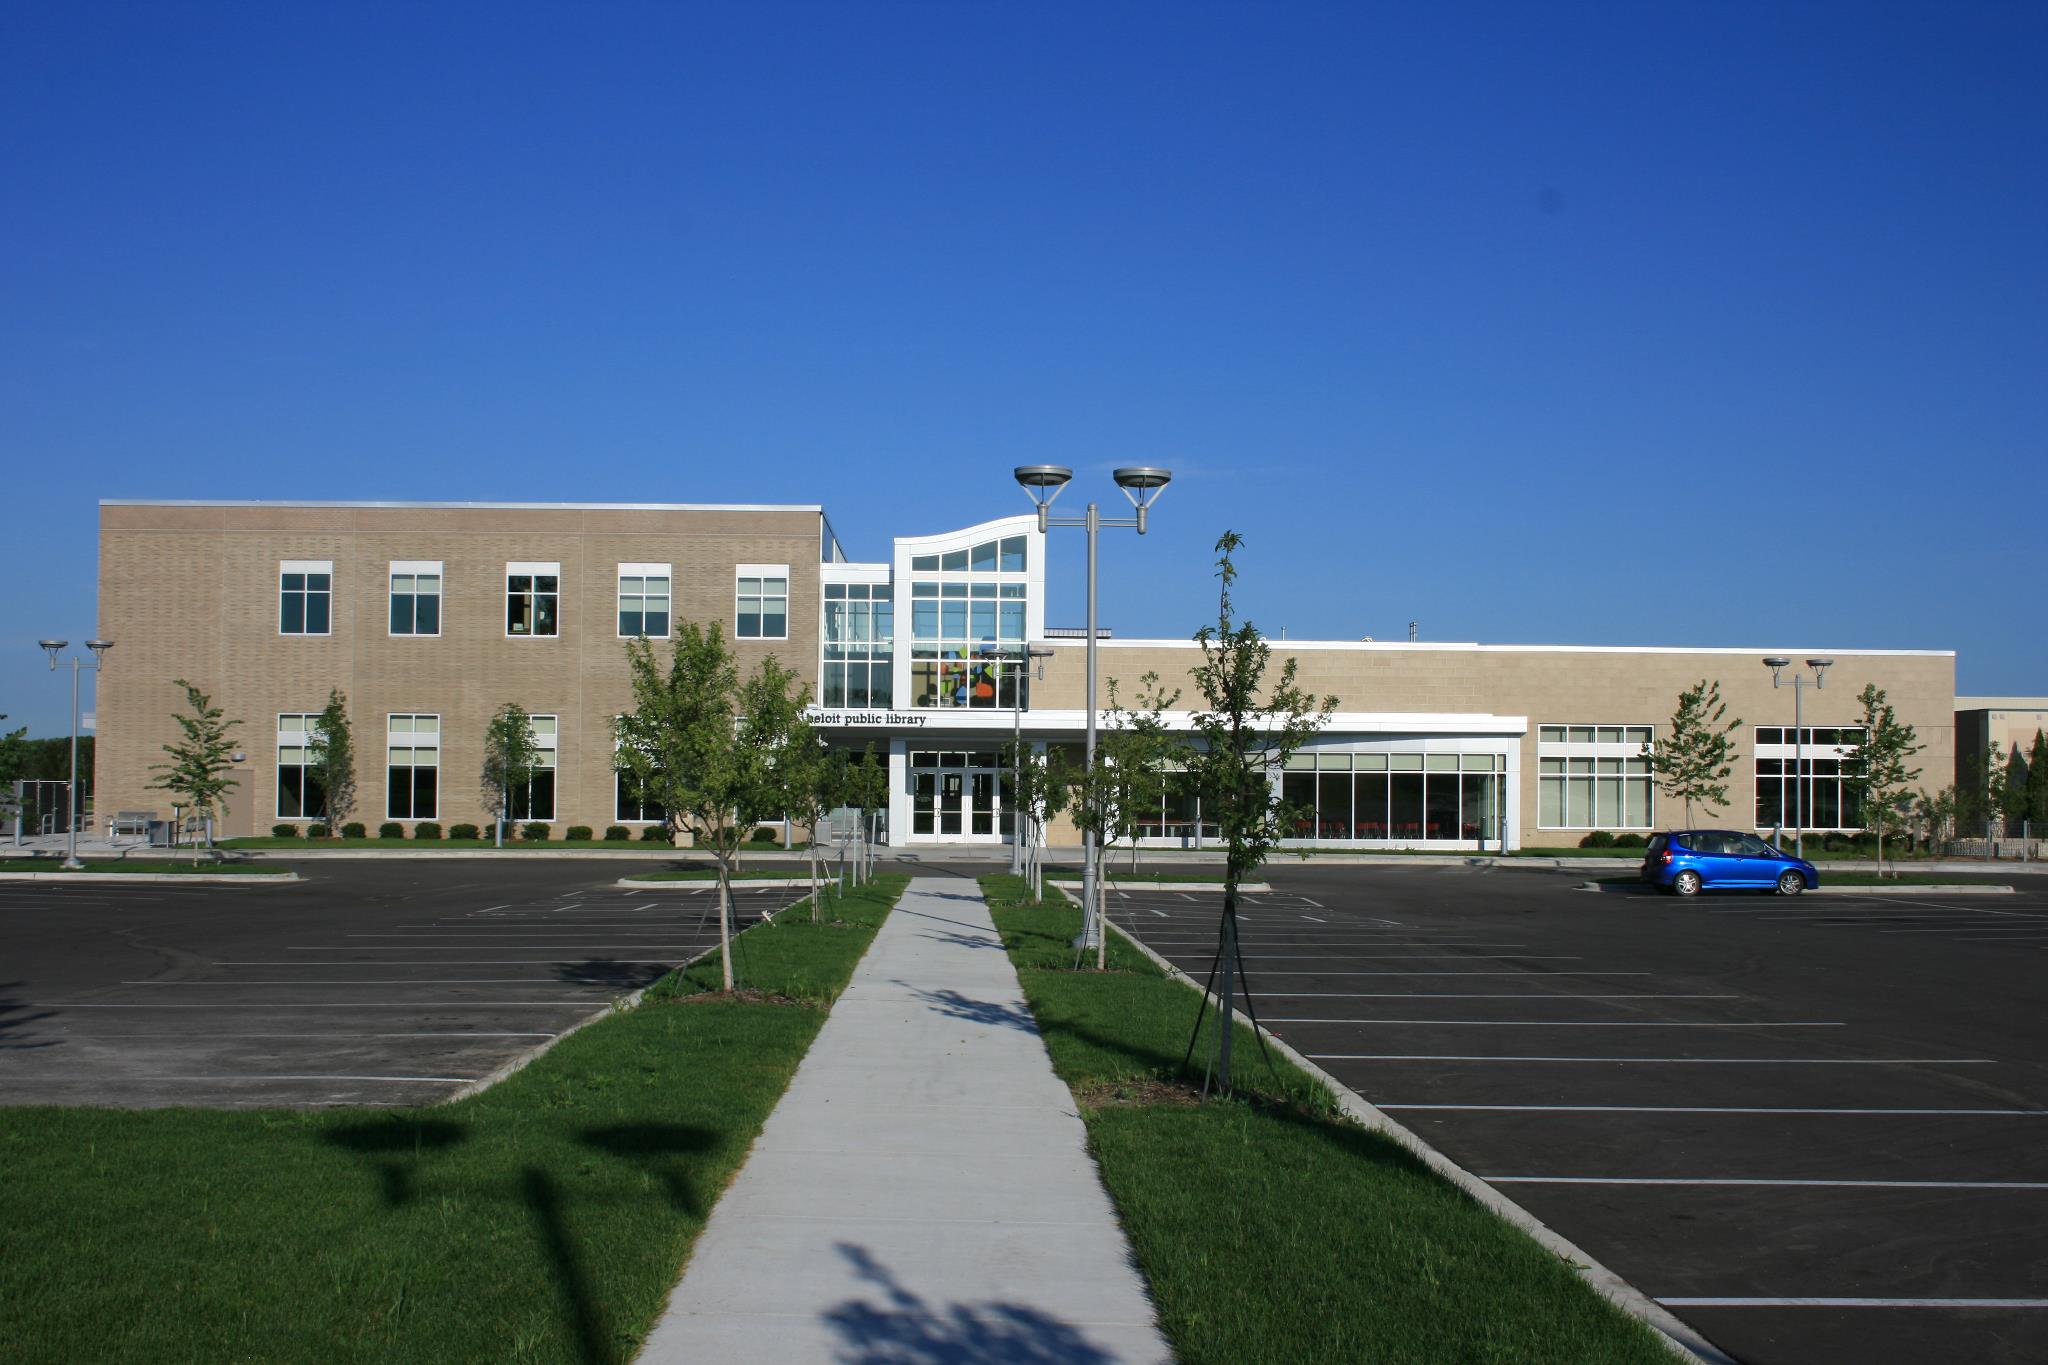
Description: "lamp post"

(1763, 657), (1832, 860)
(1014, 465), (1170, 954)
(37, 638), (114, 870)
(980, 642), (1055, 876)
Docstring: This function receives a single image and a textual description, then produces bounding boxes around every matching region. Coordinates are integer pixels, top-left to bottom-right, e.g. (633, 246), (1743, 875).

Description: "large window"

(1754, 727), (1867, 830)
(822, 582), (894, 707)
(736, 566), (788, 639)
(387, 714), (440, 820)
(508, 714), (557, 821)
(910, 535), (1027, 574)
(908, 581), (1028, 708)
(616, 770), (662, 823)
(507, 562), (559, 637)
(279, 561), (332, 635)
(1280, 751), (1502, 842)
(618, 565), (671, 639)
(276, 713), (326, 819)
(389, 561), (442, 636)
(1537, 724), (1655, 829)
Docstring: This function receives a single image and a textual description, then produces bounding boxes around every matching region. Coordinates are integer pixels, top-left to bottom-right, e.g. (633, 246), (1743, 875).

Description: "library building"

(92, 497), (1957, 850)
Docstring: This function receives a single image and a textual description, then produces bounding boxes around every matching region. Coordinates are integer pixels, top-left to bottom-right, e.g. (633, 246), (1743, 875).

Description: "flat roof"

(101, 499), (824, 513)
(1957, 697), (2048, 710)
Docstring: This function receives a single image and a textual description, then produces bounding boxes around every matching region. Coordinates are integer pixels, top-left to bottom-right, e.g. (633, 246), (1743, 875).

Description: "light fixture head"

(1013, 465), (1073, 497)
(87, 639), (114, 659)
(39, 638), (68, 653)
(1806, 658), (1833, 670)
(1113, 465), (1172, 531)
(1762, 656), (1791, 669)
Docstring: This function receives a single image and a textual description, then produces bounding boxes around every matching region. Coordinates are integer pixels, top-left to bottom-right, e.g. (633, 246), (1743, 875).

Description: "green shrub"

(638, 825), (668, 843)
(564, 825), (593, 841)
(308, 823), (330, 839)
(377, 823), (404, 840)
(1823, 832), (1851, 853)
(448, 823), (481, 841)
(270, 824), (299, 839)
(520, 822), (551, 842)
(413, 822), (442, 840)
(1579, 830), (1616, 848)
(1612, 832), (1647, 848)
(748, 825), (780, 844)
(341, 822), (367, 839)
(603, 825), (631, 842)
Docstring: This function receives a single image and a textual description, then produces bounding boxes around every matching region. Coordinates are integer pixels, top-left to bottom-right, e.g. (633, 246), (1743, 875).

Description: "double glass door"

(910, 750), (1009, 840)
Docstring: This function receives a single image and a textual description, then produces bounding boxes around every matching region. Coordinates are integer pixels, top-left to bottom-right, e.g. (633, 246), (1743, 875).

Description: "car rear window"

(1646, 835), (1666, 856)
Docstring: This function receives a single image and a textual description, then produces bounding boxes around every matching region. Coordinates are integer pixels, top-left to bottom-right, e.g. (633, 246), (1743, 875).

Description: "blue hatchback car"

(1640, 830), (1819, 897)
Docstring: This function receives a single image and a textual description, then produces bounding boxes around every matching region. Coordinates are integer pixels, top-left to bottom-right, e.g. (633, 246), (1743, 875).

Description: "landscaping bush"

(1579, 830), (1616, 848)
(520, 822), (551, 842)
(603, 825), (631, 842)
(749, 825), (783, 844)
(639, 825), (668, 843)
(307, 823), (330, 839)
(270, 824), (299, 839)
(341, 822), (366, 839)
(564, 825), (593, 841)
(448, 823), (481, 841)
(377, 823), (404, 840)
(1823, 833), (1851, 853)
(1612, 832), (1647, 848)
(412, 822), (442, 840)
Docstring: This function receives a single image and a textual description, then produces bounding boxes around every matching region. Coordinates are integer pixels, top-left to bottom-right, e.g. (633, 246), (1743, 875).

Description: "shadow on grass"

(523, 1166), (615, 1365)
(824, 1242), (1121, 1365)
(578, 1122), (719, 1219)
(322, 1118), (469, 1206)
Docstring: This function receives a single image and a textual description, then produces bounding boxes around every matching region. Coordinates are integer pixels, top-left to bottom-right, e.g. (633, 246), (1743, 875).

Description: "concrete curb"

(441, 890), (817, 1104)
(1048, 879), (1271, 894)
(0, 871), (302, 885)
(616, 877), (823, 889)
(1090, 895), (1735, 1365)
(1580, 881), (2017, 897)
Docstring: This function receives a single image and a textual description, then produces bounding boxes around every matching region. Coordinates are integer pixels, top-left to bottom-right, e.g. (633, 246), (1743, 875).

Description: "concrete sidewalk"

(637, 876), (1171, 1364)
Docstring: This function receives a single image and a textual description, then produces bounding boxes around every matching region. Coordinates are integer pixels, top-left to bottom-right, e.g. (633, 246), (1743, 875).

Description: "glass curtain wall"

(907, 533), (1029, 709)
(1280, 751), (1501, 842)
(822, 583), (894, 707)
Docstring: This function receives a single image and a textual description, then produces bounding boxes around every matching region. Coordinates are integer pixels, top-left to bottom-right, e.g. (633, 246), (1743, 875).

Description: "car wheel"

(1672, 870), (1702, 897)
(1777, 870), (1805, 897)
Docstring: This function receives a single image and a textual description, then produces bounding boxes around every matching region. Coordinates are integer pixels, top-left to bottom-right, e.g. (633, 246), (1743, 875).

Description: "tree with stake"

(1000, 738), (1072, 902)
(149, 680), (241, 855)
(307, 688), (356, 835)
(1066, 672), (1178, 968)
(767, 715), (830, 921)
(846, 742), (888, 883)
(1179, 532), (1334, 1097)
(1846, 683), (1923, 877)
(481, 703), (540, 848)
(1644, 680), (1742, 827)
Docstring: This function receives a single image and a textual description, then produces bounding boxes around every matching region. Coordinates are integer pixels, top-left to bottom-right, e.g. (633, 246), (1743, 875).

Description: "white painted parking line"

(1263, 992), (1741, 999)
(1300, 914), (1326, 922)
(1233, 953), (1580, 960)
(1881, 922), (2048, 933)
(31, 1001), (607, 1008)
(142, 1073), (483, 1084)
(1379, 1104), (2048, 1115)
(219, 960), (688, 965)
(1301, 899), (1323, 908)
(1308, 1054), (1994, 1064)
(1268, 1019), (1843, 1027)
(1656, 1297), (2048, 1309)
(291, 943), (716, 949)
(1485, 1176), (2048, 1190)
(122, 979), (632, 985)
(1248, 970), (1653, 977)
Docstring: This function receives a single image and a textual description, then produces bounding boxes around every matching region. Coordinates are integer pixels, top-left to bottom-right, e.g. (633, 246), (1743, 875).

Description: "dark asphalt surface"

(1104, 863), (2048, 1365)
(0, 861), (807, 1107)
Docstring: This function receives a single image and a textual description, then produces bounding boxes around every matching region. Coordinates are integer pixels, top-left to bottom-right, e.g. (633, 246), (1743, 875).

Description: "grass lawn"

(0, 874), (906, 1365)
(0, 858), (294, 875)
(980, 874), (1672, 1365)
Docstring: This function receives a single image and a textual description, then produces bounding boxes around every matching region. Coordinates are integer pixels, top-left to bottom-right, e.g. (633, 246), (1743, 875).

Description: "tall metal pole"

(1011, 656), (1024, 876)
(66, 659), (81, 869)
(1081, 500), (1100, 950)
(1793, 676), (1804, 861)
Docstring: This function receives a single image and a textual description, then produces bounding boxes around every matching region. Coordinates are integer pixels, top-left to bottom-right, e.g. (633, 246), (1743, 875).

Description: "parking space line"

(50, 1031), (558, 1039)
(1249, 970), (1652, 977)
(1267, 1019), (1843, 1027)
(1264, 992), (1740, 999)
(121, 978), (640, 985)
(1308, 1054), (1994, 1063)
(1300, 914), (1326, 922)
(218, 959), (691, 965)
(1233, 953), (1575, 960)
(1656, 1298), (2048, 1309)
(1484, 1176), (2048, 1189)
(29, 1001), (613, 1008)
(1378, 1104), (2048, 1115)
(142, 1073), (483, 1084)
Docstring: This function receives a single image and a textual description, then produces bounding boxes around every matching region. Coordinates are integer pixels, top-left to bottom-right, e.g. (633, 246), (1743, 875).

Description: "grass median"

(0, 873), (906, 1365)
(980, 873), (1672, 1365)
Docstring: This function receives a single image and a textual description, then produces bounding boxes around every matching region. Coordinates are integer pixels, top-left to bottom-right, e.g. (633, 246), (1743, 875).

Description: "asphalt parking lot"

(0, 862), (807, 1108)
(1105, 863), (2048, 1365)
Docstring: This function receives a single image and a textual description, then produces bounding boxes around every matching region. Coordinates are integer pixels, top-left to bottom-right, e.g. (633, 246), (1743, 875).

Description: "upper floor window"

(279, 561), (332, 635)
(736, 565), (788, 639)
(618, 564), (671, 638)
(389, 561), (442, 636)
(910, 535), (1027, 574)
(507, 562), (559, 637)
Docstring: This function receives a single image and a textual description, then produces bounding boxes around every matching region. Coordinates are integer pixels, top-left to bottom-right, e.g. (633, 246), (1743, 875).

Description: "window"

(910, 536), (1027, 576)
(1754, 728), (1867, 830)
(736, 565), (788, 639)
(509, 714), (557, 821)
(616, 769), (662, 823)
(389, 561), (442, 636)
(279, 561), (332, 635)
(617, 564), (671, 638)
(1537, 725), (1654, 828)
(822, 582), (894, 708)
(276, 714), (326, 819)
(507, 562), (559, 637)
(387, 714), (440, 820)
(1280, 750), (1501, 842)
(907, 581), (1028, 709)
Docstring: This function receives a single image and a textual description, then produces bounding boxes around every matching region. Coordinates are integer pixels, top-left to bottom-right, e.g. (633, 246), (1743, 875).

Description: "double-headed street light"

(38, 638), (114, 870)
(1014, 465), (1171, 954)
(1763, 656), (1832, 860)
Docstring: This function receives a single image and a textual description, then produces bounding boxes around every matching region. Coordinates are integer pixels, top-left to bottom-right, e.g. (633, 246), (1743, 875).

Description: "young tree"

(2028, 731), (2048, 835)
(616, 624), (809, 992)
(481, 703), (540, 848)
(767, 718), (831, 920)
(1180, 532), (1335, 1095)
(845, 742), (889, 882)
(2000, 742), (2029, 837)
(148, 680), (242, 853)
(1912, 786), (1957, 853)
(1065, 672), (1179, 968)
(307, 689), (356, 834)
(1847, 683), (1923, 876)
(1644, 680), (1742, 827)
(0, 716), (26, 835)
(1000, 738), (1072, 902)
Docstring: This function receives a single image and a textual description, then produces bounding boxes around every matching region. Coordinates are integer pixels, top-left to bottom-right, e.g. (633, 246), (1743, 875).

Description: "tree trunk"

(1095, 870), (1108, 971)
(716, 853), (735, 993)
(810, 847), (820, 923)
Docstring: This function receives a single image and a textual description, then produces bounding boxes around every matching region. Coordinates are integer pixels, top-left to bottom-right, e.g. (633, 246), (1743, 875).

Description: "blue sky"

(4, 2), (2044, 737)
